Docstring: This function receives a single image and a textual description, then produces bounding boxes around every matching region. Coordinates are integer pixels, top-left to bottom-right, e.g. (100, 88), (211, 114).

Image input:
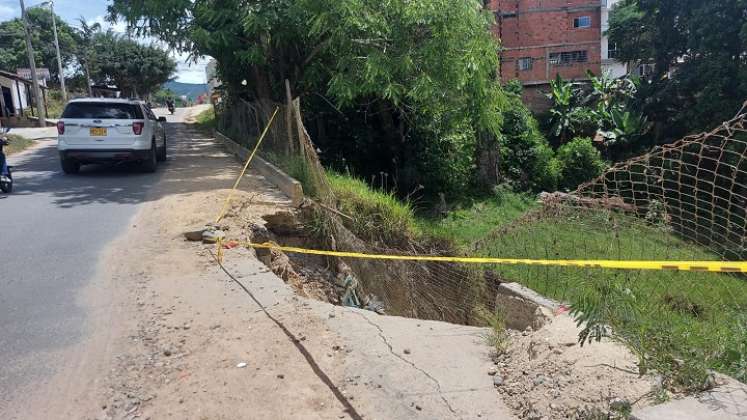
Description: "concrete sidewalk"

(7, 126), (58, 140)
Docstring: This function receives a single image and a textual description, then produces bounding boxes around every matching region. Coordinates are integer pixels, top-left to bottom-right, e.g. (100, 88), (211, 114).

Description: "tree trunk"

(85, 64), (93, 97)
(476, 132), (500, 189)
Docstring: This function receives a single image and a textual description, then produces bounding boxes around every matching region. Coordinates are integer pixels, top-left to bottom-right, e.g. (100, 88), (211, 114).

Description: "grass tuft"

(194, 107), (216, 131)
(474, 306), (510, 355)
(5, 134), (35, 155)
(327, 172), (417, 245)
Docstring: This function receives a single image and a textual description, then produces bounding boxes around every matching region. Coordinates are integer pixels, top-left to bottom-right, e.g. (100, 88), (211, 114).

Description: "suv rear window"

(62, 102), (144, 119)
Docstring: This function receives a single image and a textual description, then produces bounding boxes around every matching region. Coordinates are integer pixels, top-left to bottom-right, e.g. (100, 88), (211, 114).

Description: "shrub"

(499, 96), (559, 191)
(327, 172), (417, 245)
(556, 137), (606, 190)
(414, 120), (478, 198)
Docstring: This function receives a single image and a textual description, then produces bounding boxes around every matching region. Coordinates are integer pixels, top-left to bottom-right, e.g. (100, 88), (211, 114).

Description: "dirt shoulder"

(9, 113), (512, 419)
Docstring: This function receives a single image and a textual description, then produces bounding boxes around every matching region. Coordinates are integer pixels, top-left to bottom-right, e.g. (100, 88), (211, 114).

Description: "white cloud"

(0, 4), (18, 21)
(86, 15), (127, 33)
(173, 52), (210, 84)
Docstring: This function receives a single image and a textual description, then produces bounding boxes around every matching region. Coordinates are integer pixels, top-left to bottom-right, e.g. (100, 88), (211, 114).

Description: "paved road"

(0, 107), (192, 406)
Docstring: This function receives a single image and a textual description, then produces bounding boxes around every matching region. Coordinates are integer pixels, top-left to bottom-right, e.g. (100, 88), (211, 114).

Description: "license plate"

(90, 127), (107, 136)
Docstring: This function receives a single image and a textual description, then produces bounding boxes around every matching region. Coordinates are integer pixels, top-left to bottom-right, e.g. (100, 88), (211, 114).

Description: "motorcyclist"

(166, 98), (175, 114)
(0, 121), (8, 177)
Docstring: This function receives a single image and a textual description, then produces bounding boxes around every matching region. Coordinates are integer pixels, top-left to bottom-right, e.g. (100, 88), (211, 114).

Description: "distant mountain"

(162, 81), (208, 100)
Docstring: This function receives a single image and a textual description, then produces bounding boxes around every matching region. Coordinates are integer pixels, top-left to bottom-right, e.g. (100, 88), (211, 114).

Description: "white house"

(0, 69), (48, 123)
(601, 0), (629, 78)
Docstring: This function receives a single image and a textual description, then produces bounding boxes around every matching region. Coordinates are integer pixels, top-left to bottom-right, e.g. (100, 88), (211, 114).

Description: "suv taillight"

(56, 121), (65, 135)
(132, 121), (144, 135)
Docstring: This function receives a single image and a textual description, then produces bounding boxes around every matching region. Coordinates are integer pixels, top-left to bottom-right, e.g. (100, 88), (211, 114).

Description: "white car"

(57, 98), (167, 174)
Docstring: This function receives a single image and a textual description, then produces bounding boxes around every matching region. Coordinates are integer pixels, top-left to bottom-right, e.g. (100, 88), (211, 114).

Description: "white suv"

(57, 98), (167, 174)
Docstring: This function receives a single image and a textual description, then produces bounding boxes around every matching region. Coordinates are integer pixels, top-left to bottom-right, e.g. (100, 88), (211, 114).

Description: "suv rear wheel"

(61, 158), (80, 174)
(141, 140), (158, 173)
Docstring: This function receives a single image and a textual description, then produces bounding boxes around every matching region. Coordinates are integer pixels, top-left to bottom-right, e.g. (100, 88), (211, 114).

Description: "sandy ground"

(495, 313), (656, 419)
(6, 111), (513, 419)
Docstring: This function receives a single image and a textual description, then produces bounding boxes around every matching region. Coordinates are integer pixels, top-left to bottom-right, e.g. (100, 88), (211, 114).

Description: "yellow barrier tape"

(215, 107), (280, 224)
(237, 241), (747, 273)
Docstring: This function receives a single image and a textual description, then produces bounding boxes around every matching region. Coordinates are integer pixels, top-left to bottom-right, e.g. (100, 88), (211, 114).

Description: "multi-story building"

(487, 0), (628, 109)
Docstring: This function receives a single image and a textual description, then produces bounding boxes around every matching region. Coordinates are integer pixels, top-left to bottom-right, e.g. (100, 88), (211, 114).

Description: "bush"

(556, 137), (606, 190)
(414, 119), (478, 198)
(327, 172), (417, 245)
(499, 96), (559, 191)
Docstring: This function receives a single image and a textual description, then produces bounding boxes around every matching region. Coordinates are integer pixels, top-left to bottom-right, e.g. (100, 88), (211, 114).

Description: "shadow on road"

(5, 123), (257, 208)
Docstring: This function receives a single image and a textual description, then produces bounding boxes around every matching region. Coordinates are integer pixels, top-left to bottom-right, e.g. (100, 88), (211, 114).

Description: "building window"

(636, 63), (655, 77)
(573, 16), (591, 28)
(518, 57), (533, 71)
(549, 50), (588, 66)
(608, 43), (619, 59)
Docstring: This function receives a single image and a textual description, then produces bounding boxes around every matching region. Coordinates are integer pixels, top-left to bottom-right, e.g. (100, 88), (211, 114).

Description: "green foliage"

(546, 73), (649, 161)
(153, 88), (177, 106)
(598, 108), (651, 149)
(4, 134), (34, 155)
(327, 172), (417, 245)
(606, 0), (653, 65)
(499, 95), (558, 191)
(555, 138), (606, 190)
(417, 188), (534, 249)
(89, 31), (176, 97)
(547, 75), (579, 143)
(478, 209), (747, 390)
(194, 107), (216, 130)
(109, 0), (508, 198)
(0, 8), (78, 84)
(266, 152), (320, 198)
(608, 0), (747, 138)
(474, 306), (510, 355)
(45, 89), (66, 118)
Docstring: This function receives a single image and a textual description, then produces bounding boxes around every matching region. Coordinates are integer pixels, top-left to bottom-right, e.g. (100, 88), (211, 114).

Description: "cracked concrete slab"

(324, 306), (513, 419)
(215, 247), (514, 419)
(632, 377), (747, 420)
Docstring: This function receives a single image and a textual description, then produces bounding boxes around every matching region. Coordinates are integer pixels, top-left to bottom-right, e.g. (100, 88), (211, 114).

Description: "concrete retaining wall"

(214, 131), (304, 206)
(495, 282), (559, 331)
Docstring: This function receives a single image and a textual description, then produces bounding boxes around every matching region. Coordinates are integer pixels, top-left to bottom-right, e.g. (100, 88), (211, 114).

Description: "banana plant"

(597, 108), (651, 148)
(547, 74), (578, 143)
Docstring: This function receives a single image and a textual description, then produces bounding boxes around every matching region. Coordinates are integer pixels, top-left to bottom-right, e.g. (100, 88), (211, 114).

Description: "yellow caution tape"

(239, 241), (747, 273)
(215, 107), (280, 224)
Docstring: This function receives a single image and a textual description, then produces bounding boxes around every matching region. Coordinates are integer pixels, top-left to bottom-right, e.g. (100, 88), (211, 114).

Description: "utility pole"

(47, 1), (66, 102)
(19, 0), (46, 127)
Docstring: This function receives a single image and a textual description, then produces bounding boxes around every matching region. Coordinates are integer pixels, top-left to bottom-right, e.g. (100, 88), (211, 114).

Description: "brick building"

(486, 0), (604, 110)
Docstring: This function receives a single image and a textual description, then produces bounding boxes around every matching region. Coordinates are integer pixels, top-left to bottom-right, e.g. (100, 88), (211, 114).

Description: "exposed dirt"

(494, 312), (657, 419)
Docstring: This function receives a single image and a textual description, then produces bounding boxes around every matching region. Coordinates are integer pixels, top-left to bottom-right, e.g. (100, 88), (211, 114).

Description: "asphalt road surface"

(0, 107), (191, 408)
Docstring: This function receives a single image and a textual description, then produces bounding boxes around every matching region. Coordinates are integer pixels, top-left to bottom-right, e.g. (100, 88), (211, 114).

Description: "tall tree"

(89, 31), (176, 98)
(0, 8), (78, 85)
(73, 17), (102, 97)
(108, 0), (509, 195)
(608, 0), (747, 139)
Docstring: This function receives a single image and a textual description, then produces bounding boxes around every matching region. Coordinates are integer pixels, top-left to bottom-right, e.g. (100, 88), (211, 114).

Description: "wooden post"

(27, 85), (34, 117)
(0, 87), (6, 118)
(292, 97), (305, 155)
(15, 80), (24, 117)
(284, 79), (295, 155)
(42, 88), (48, 119)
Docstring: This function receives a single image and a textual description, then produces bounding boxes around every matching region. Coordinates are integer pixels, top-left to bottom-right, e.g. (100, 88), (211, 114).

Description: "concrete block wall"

(214, 130), (304, 206)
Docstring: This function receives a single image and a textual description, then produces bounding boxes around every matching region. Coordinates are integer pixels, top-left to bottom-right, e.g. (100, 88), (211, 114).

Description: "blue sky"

(0, 0), (209, 84)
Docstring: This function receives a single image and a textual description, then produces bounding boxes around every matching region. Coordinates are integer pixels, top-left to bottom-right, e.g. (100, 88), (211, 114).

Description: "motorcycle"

(0, 127), (13, 194)
(167, 102), (175, 115)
